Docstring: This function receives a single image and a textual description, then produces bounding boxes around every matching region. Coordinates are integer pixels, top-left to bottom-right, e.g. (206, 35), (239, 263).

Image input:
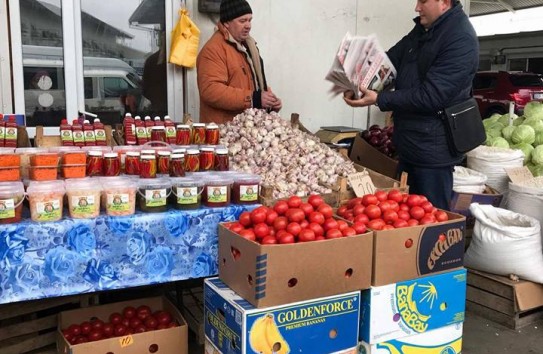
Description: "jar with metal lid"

(150, 126), (166, 145)
(140, 149), (156, 156)
(184, 149), (200, 172)
(176, 124), (191, 145)
(125, 151), (141, 175)
(86, 151), (103, 177)
(157, 151), (171, 175)
(202, 176), (233, 207)
(169, 177), (204, 210)
(191, 123), (206, 144)
(170, 154), (185, 177)
(140, 155), (157, 178)
(214, 148), (229, 171)
(205, 123), (219, 145)
(103, 153), (120, 177)
(199, 147), (215, 171)
(137, 178), (171, 213)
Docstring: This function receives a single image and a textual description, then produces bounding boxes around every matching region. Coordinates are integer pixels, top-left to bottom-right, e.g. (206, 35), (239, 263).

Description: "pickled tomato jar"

(214, 148), (229, 171)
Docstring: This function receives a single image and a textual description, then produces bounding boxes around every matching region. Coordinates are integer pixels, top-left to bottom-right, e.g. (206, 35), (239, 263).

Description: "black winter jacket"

(377, 2), (479, 167)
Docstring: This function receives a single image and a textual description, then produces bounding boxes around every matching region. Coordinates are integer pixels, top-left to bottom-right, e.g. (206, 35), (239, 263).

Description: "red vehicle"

(473, 71), (543, 118)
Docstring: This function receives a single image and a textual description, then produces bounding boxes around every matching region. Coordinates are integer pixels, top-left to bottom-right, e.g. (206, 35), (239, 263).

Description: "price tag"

(119, 335), (134, 348)
(505, 167), (533, 184)
(348, 170), (376, 197)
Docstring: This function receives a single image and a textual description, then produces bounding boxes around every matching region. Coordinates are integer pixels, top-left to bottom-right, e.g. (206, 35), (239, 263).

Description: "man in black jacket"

(344, 0), (479, 210)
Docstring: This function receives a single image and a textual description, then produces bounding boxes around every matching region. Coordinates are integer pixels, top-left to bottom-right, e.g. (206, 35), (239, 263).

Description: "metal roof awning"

(129, 0), (165, 26)
(470, 0), (543, 17)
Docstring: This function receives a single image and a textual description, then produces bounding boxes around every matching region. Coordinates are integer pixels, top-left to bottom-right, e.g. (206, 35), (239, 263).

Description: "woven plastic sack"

(453, 166), (488, 194)
(506, 177), (543, 227)
(169, 9), (200, 68)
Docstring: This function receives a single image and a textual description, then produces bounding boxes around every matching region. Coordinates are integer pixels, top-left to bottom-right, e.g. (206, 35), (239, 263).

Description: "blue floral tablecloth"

(0, 205), (255, 305)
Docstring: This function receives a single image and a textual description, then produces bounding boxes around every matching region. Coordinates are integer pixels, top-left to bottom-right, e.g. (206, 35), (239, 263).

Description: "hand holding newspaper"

(326, 33), (396, 99)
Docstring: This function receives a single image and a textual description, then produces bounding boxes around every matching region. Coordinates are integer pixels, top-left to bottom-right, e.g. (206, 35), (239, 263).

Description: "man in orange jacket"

(197, 0), (282, 124)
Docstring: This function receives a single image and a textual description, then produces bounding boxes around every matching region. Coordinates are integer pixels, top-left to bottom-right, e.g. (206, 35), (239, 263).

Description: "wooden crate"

(34, 125), (116, 147)
(0, 295), (97, 354)
(466, 269), (543, 329)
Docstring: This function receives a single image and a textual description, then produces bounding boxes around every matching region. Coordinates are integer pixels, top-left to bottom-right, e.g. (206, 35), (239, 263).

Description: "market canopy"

(129, 0), (165, 26)
(471, 0), (543, 16)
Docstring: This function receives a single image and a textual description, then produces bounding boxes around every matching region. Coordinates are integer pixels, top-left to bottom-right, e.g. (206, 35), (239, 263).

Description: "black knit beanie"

(220, 0), (252, 23)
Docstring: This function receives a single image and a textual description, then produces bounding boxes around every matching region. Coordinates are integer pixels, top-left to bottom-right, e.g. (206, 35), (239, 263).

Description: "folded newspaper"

(326, 33), (396, 99)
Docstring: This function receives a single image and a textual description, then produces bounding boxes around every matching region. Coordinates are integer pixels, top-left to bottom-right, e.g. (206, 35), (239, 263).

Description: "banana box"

(358, 323), (463, 353)
(360, 269), (466, 344)
(204, 277), (360, 354)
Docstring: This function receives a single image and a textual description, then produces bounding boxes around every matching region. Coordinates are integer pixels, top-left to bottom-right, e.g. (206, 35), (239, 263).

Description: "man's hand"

(343, 86), (378, 108)
(262, 89), (282, 112)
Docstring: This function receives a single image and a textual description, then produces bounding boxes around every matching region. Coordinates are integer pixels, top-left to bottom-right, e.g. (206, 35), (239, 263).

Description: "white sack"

(453, 166), (488, 194)
(506, 178), (543, 227)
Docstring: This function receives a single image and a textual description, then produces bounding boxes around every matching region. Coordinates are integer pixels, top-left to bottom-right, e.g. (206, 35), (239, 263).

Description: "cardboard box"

(57, 296), (188, 354)
(360, 269), (466, 344)
(358, 322), (463, 353)
(450, 185), (503, 227)
(349, 135), (398, 179)
(372, 211), (466, 286)
(218, 224), (373, 308)
(204, 277), (360, 354)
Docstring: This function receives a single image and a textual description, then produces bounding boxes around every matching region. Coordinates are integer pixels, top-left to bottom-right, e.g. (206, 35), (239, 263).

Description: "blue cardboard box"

(204, 277), (360, 354)
(360, 268), (466, 344)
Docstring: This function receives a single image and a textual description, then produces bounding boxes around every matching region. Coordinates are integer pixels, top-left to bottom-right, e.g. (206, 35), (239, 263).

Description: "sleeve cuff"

(252, 90), (262, 109)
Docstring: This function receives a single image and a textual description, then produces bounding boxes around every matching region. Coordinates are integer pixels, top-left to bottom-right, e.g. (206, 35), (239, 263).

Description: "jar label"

(207, 186), (227, 203)
(177, 186), (198, 205)
(95, 128), (106, 142)
(239, 184), (259, 202)
(107, 193), (130, 212)
(61, 129), (74, 142)
(165, 126), (176, 138)
(136, 126), (147, 138)
(145, 189), (167, 207)
(73, 131), (85, 144)
(0, 198), (15, 219)
(36, 199), (61, 221)
(71, 195), (96, 215)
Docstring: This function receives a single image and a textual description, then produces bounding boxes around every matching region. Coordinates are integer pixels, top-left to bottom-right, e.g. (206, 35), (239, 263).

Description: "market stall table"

(0, 205), (254, 304)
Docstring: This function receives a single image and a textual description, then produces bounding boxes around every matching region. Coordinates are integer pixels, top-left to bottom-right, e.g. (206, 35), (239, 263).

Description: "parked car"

(473, 71), (543, 118)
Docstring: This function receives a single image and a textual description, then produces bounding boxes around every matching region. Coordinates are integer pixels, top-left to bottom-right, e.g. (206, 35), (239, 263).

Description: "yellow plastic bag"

(169, 9), (200, 68)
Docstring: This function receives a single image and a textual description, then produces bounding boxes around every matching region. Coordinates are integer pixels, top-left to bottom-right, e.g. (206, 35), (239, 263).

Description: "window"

(473, 75), (497, 90)
(509, 74), (543, 87)
(103, 77), (129, 98)
(84, 77), (94, 98)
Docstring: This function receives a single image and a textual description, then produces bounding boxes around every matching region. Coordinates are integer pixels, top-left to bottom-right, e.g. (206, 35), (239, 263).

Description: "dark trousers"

(397, 161), (453, 210)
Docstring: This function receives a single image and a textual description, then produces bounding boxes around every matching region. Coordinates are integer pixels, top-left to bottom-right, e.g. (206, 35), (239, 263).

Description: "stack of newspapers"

(326, 33), (396, 99)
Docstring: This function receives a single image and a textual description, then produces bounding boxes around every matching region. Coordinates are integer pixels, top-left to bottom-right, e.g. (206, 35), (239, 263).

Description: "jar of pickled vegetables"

(86, 151), (103, 177)
(205, 123), (219, 145)
(202, 176), (233, 207)
(191, 123), (206, 144)
(125, 151), (141, 175)
(184, 149), (200, 172)
(140, 155), (157, 178)
(137, 178), (171, 213)
(214, 148), (229, 171)
(232, 173), (261, 204)
(199, 147), (214, 171)
(157, 151), (171, 175)
(170, 154), (185, 177)
(103, 153), (121, 176)
(176, 124), (191, 145)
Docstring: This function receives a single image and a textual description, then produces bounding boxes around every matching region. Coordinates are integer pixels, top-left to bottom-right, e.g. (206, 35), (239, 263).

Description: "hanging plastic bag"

(169, 9), (200, 68)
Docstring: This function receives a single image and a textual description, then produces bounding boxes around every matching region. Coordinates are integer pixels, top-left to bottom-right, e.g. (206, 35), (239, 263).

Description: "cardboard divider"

(349, 134), (398, 179)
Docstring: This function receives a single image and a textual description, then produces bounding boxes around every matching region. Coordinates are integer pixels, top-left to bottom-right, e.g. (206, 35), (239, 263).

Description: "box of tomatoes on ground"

(57, 296), (188, 354)
(218, 195), (373, 308)
(337, 190), (466, 286)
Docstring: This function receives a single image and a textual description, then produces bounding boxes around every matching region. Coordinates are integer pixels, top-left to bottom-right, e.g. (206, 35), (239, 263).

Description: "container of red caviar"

(214, 148), (229, 171)
(205, 123), (220, 145)
(202, 176), (233, 207)
(191, 123), (206, 144)
(184, 149), (200, 172)
(103, 153), (121, 177)
(137, 178), (171, 213)
(157, 151), (171, 176)
(169, 177), (204, 210)
(140, 155), (157, 178)
(86, 151), (103, 177)
(199, 147), (215, 171)
(125, 151), (141, 175)
(232, 173), (261, 204)
(176, 124), (191, 145)
(170, 154), (185, 177)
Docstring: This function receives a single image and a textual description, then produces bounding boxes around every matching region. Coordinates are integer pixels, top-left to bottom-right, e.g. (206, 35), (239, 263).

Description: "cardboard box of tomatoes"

(57, 296), (188, 354)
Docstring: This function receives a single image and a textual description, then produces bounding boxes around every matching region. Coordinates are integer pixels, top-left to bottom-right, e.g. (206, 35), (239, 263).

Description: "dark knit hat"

(220, 0), (252, 23)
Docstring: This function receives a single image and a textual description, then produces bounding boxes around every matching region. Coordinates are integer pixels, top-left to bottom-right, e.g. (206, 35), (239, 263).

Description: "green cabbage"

(532, 145), (543, 165)
(513, 117), (526, 126)
(535, 132), (543, 146)
(512, 125), (536, 145)
(483, 115), (501, 128)
(501, 125), (516, 141)
(524, 101), (543, 120)
(489, 137), (510, 148)
(513, 143), (535, 164)
(498, 113), (518, 126)
(528, 163), (543, 177)
(523, 119), (543, 133)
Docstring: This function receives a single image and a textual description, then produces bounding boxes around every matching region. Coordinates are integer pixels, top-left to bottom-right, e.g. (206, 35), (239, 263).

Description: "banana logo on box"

(396, 281), (443, 333)
(249, 314), (290, 354)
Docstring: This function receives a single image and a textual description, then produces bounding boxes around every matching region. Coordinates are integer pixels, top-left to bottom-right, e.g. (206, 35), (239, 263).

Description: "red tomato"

(419, 195), (429, 203)
(298, 229), (316, 242)
(167, 322), (178, 328)
(435, 210), (449, 222)
(129, 317), (142, 329)
(74, 336), (89, 344)
(336, 220), (349, 231)
(254, 206), (270, 214)
(352, 204), (365, 216)
(287, 196), (303, 208)
(383, 210), (399, 224)
(322, 218), (339, 231)
(343, 212), (354, 222)
(364, 205), (382, 220)
(342, 227), (357, 236)
(261, 236), (278, 245)
(265, 211), (278, 225)
(397, 210), (410, 221)
(102, 323), (115, 338)
(375, 190), (388, 202)
(315, 235), (326, 241)
(399, 203), (410, 212)
(362, 194), (379, 206)
(286, 222), (302, 236)
(275, 230), (289, 239)
(114, 324), (128, 336)
(91, 319), (104, 331)
(368, 219), (386, 230)
(307, 222), (324, 236)
(239, 212), (252, 227)
(253, 223), (270, 239)
(250, 209), (267, 224)
(109, 313), (123, 326)
(382, 225), (395, 230)
(317, 204), (334, 219)
(121, 317), (130, 328)
(325, 228), (342, 239)
(406, 195), (422, 207)
(299, 220), (309, 229)
(352, 222), (367, 234)
(420, 214), (436, 225)
(145, 316), (158, 329)
(273, 201), (289, 215)
(239, 229), (256, 241)
(269, 228), (276, 237)
(230, 223), (244, 234)
(278, 233), (295, 244)
(421, 201), (434, 213)
(80, 321), (92, 335)
(387, 189), (404, 203)
(88, 330), (103, 342)
(337, 205), (348, 217)
(407, 219), (420, 227)
(156, 312), (173, 325)
(378, 200), (393, 213)
(286, 208), (305, 223)
(299, 202), (314, 216)
(308, 211), (325, 225)
(388, 200), (400, 212)
(137, 305), (152, 321)
(409, 206), (425, 220)
(134, 324), (147, 333)
(393, 219), (409, 228)
(307, 195), (325, 209)
(354, 213), (369, 225)
(273, 216), (288, 230)
(67, 324), (82, 337)
(157, 323), (168, 330)
(347, 197), (363, 208)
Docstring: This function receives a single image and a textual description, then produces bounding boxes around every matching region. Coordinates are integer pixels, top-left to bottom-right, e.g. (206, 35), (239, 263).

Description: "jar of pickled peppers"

(199, 147), (215, 171)
(170, 154), (185, 177)
(176, 124), (191, 145)
(157, 151), (171, 175)
(103, 153), (120, 177)
(205, 124), (219, 145)
(125, 151), (141, 175)
(214, 148), (229, 171)
(184, 149), (200, 172)
(191, 123), (206, 144)
(86, 151), (103, 177)
(140, 155), (157, 178)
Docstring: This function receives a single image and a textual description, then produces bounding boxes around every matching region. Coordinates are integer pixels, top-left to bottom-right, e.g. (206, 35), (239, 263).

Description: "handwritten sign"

(119, 335), (134, 348)
(348, 170), (376, 197)
(505, 166), (533, 184)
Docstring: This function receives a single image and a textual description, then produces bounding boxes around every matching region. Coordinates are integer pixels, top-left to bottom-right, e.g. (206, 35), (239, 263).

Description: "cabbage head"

(532, 145), (543, 165)
(498, 113), (517, 126)
(535, 131), (543, 146)
(512, 125), (536, 145)
(483, 115), (501, 128)
(524, 101), (543, 120)
(513, 117), (525, 126)
(513, 143), (535, 164)
(489, 137), (510, 148)
(501, 125), (516, 141)
(528, 163), (543, 177)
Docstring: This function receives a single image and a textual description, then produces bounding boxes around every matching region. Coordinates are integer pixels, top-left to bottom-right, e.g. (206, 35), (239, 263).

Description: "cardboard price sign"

(506, 166), (533, 184)
(348, 170), (376, 197)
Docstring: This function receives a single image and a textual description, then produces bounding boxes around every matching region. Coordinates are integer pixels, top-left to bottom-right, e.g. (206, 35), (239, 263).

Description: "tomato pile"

(337, 190), (449, 231)
(62, 305), (178, 345)
(225, 195), (367, 244)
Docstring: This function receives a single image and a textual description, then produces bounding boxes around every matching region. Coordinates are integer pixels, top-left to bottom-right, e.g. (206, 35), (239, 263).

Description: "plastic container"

(191, 123), (206, 144)
(0, 153), (21, 181)
(83, 119), (96, 146)
(4, 116), (17, 148)
(72, 119), (85, 147)
(202, 176), (233, 207)
(60, 118), (74, 146)
(30, 153), (59, 167)
(86, 151), (103, 177)
(144, 116), (154, 139)
(170, 177), (204, 210)
(135, 116), (148, 145)
(232, 173), (261, 204)
(93, 118), (107, 146)
(137, 178), (171, 213)
(102, 177), (137, 216)
(123, 113), (137, 145)
(0, 181), (25, 224)
(26, 180), (65, 222)
(164, 116), (177, 144)
(16, 147), (47, 180)
(65, 178), (101, 219)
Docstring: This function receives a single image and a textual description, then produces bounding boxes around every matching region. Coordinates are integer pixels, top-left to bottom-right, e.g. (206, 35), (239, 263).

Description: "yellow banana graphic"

(265, 314), (290, 354)
(249, 314), (273, 354)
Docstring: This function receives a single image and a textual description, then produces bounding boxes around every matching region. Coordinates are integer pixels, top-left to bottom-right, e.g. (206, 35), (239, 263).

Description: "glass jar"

(202, 176), (233, 207)
(214, 148), (229, 171)
(232, 174), (261, 204)
(150, 126), (166, 145)
(205, 123), (219, 145)
(169, 177), (204, 210)
(86, 151), (103, 177)
(199, 147), (215, 171)
(176, 124), (191, 145)
(125, 151), (141, 175)
(140, 149), (156, 157)
(137, 178), (171, 213)
(157, 151), (171, 175)
(170, 154), (185, 177)
(184, 149), (200, 172)
(191, 123), (206, 144)
(140, 155), (157, 178)
(102, 153), (120, 177)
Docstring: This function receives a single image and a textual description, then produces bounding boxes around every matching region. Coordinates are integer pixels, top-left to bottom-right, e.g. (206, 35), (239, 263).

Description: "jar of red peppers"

(150, 126), (166, 145)
(103, 153), (121, 176)
(170, 154), (185, 177)
(125, 151), (141, 175)
(140, 155), (157, 178)
(205, 123), (220, 145)
(232, 173), (261, 204)
(214, 148), (229, 171)
(86, 151), (103, 177)
(176, 124), (191, 145)
(157, 151), (171, 175)
(199, 147), (215, 171)
(184, 149), (200, 172)
(202, 176), (233, 207)
(191, 123), (206, 144)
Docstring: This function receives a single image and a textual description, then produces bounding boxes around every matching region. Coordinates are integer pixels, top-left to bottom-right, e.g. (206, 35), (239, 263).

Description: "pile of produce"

(360, 124), (395, 158)
(483, 101), (543, 175)
(219, 109), (356, 198)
